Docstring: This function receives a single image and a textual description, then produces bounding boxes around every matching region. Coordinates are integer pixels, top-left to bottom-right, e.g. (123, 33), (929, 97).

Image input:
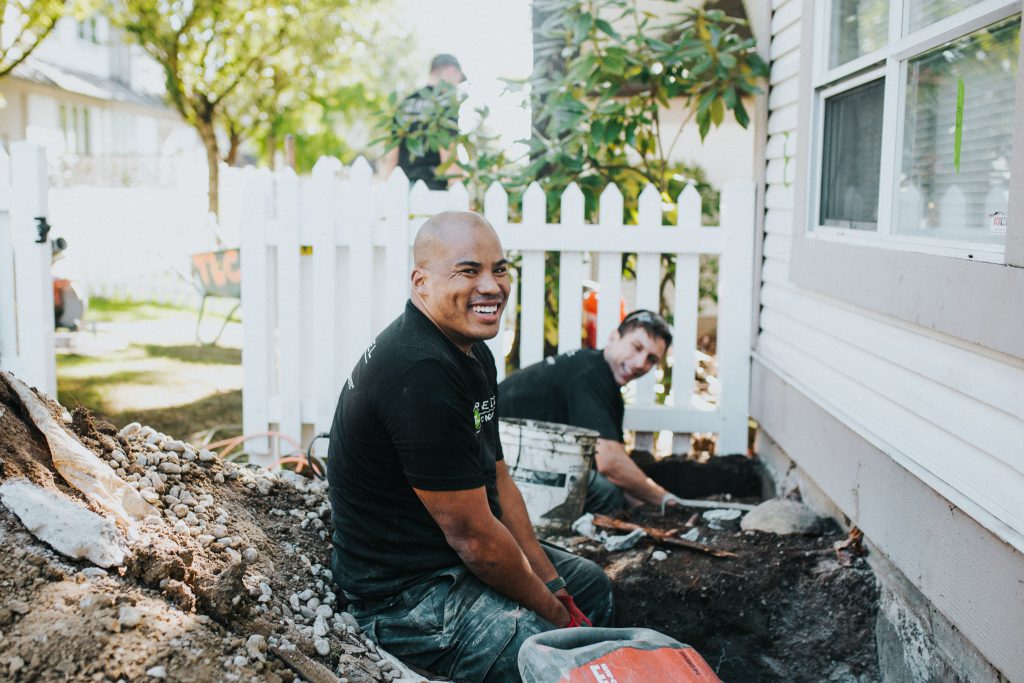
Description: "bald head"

(409, 211), (510, 353)
(413, 211), (498, 268)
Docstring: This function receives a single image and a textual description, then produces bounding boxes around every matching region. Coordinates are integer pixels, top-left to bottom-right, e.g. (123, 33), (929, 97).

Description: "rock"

(313, 615), (329, 638)
(0, 479), (129, 568)
(163, 440), (186, 452)
(159, 462), (182, 475)
(298, 588), (315, 602)
(232, 655), (248, 667)
(245, 634), (267, 661)
(289, 594), (301, 612)
(146, 665), (167, 679)
(315, 604), (333, 619)
(339, 611), (361, 633)
(314, 637), (331, 656)
(740, 498), (824, 535)
(651, 550), (668, 561)
(118, 422), (142, 438)
(119, 605), (143, 628)
(198, 449), (217, 463)
(140, 489), (161, 504)
(703, 508), (744, 530)
(242, 547), (258, 563)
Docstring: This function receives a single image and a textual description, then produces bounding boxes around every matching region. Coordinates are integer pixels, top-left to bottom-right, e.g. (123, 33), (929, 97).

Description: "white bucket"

(499, 418), (598, 536)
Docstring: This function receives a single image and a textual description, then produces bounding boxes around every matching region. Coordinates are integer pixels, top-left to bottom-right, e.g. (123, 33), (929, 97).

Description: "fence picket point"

(634, 184), (662, 407)
(519, 183), (547, 368)
(483, 182), (510, 379)
(597, 184), (624, 347)
(558, 182), (585, 355)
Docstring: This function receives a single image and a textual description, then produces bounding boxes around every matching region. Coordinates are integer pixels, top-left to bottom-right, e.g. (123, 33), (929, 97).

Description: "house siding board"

(770, 50), (801, 85)
(770, 0), (801, 34)
(770, 21), (802, 60)
(751, 360), (1024, 681)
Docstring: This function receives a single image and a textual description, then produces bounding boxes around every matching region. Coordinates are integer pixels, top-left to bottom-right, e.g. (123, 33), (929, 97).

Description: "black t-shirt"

(328, 302), (503, 599)
(395, 85), (456, 190)
(497, 349), (624, 442)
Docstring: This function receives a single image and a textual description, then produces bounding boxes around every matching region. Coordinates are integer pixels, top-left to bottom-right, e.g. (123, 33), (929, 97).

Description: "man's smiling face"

(602, 327), (667, 385)
(412, 214), (510, 353)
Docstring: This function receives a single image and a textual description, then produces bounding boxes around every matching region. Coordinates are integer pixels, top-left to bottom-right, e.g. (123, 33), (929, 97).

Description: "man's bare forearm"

(449, 520), (568, 626)
(494, 463), (560, 583)
(595, 438), (668, 506)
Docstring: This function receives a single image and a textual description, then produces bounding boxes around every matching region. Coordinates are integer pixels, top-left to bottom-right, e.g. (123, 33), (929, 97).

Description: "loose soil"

(0, 374), (879, 682)
(0, 375), (387, 683)
(563, 455), (880, 682)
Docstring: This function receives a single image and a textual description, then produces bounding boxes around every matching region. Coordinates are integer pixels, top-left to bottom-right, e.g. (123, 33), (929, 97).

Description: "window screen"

(820, 79), (885, 230)
(896, 18), (1019, 245)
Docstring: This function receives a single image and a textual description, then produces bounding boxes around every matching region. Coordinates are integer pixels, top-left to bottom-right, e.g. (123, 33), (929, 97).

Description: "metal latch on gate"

(34, 217), (51, 244)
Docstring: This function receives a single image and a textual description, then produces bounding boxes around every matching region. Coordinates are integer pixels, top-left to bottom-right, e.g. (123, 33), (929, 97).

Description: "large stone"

(740, 498), (823, 535)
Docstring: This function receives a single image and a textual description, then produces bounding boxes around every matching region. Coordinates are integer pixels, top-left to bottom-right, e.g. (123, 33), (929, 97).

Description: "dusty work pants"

(349, 542), (614, 682)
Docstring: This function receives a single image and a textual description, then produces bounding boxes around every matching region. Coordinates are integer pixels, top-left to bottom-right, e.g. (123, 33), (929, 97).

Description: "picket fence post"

(557, 183), (585, 354)
(715, 180), (756, 454)
(483, 182), (510, 380)
(671, 184), (703, 409)
(311, 157), (342, 451)
(1, 143), (56, 396)
(519, 182), (547, 367)
(596, 185), (624, 346)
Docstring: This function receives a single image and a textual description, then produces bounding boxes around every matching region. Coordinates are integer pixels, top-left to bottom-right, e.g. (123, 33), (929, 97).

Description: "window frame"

(788, 0), (1024, 360)
(807, 0), (1021, 263)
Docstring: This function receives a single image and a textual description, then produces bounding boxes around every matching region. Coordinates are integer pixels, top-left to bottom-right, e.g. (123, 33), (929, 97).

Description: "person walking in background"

(380, 54), (466, 189)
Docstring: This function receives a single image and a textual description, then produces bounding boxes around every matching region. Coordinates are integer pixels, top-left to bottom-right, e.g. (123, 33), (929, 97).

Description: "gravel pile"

(0, 374), (426, 683)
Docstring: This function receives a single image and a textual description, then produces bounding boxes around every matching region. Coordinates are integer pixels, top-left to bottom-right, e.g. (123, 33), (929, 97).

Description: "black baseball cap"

(430, 53), (467, 82)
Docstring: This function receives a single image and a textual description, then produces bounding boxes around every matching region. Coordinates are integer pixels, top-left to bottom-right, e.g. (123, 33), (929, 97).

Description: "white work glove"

(660, 492), (685, 515)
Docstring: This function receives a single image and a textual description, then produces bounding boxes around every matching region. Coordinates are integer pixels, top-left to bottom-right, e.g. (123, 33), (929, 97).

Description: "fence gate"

(240, 159), (756, 465)
(0, 143), (56, 396)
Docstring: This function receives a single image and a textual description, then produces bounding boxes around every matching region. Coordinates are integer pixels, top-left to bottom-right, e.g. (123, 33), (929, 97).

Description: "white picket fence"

(240, 157), (756, 464)
(0, 143), (57, 396)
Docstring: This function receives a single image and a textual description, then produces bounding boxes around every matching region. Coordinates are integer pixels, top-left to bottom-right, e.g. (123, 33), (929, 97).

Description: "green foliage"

(521, 0), (767, 206)
(0, 0), (94, 79)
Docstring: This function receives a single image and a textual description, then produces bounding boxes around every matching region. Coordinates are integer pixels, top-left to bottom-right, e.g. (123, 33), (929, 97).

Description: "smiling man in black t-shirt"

(327, 211), (612, 681)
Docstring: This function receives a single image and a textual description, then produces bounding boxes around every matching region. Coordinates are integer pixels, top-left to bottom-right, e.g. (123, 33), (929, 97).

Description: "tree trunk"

(197, 118), (220, 217)
(225, 131), (241, 167)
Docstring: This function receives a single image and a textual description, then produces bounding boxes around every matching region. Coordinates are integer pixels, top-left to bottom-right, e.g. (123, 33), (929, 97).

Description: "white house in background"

(0, 12), (195, 174)
(746, 1), (1023, 680)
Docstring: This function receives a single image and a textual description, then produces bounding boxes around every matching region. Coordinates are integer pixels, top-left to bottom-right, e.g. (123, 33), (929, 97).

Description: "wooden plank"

(760, 281), (1024, 421)
(672, 183), (703, 414)
(634, 184), (663, 406)
(0, 148), (16, 373)
(275, 169), (302, 452)
(240, 168), (274, 458)
(597, 184), (625, 345)
(519, 182), (547, 367)
(346, 158), (375, 374)
(484, 181), (510, 380)
(310, 157), (342, 449)
(624, 405), (721, 434)
(493, 224), (724, 255)
(557, 183), (584, 354)
(715, 181), (756, 454)
(10, 143), (55, 396)
(762, 307), (1024, 465)
(383, 167), (411, 321)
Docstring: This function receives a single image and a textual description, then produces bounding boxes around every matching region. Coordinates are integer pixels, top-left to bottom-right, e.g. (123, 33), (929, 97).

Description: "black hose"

(307, 432), (330, 480)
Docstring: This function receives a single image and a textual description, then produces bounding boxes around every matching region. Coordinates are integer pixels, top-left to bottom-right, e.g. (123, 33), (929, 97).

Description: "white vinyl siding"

(757, 0), (1024, 551)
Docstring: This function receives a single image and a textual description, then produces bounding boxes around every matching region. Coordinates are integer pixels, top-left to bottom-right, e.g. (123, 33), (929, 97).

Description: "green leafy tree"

(0, 0), (92, 79)
(110, 0), (379, 215)
(218, 3), (414, 171)
(524, 0), (767, 209)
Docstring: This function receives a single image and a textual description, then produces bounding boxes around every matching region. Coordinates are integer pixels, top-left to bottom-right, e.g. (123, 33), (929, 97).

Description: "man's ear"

(411, 267), (428, 296)
(606, 329), (621, 346)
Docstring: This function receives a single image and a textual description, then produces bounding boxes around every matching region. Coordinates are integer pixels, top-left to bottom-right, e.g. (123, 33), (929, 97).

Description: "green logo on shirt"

(473, 406), (482, 430)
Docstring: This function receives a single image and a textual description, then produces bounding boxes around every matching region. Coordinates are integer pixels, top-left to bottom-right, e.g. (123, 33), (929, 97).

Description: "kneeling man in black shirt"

(498, 310), (678, 514)
(327, 211), (613, 682)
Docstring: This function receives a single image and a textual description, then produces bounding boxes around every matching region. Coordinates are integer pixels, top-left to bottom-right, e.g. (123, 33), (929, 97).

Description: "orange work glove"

(557, 594), (592, 627)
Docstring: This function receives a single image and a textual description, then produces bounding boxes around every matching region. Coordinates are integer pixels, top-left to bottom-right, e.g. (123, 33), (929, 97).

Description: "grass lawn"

(57, 298), (243, 442)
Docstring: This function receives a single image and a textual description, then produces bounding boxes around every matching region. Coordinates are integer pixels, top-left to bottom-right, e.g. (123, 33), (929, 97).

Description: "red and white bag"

(518, 627), (721, 683)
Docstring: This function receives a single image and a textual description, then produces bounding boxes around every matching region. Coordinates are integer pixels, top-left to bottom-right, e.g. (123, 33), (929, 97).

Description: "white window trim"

(807, 0), (1021, 263)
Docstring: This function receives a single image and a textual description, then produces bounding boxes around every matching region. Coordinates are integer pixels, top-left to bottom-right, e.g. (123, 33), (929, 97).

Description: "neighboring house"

(0, 13), (195, 180)
(746, 1), (1023, 681)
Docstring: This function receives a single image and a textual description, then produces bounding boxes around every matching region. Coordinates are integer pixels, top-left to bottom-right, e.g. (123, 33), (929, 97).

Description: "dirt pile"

(0, 374), (400, 683)
(567, 456), (880, 682)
